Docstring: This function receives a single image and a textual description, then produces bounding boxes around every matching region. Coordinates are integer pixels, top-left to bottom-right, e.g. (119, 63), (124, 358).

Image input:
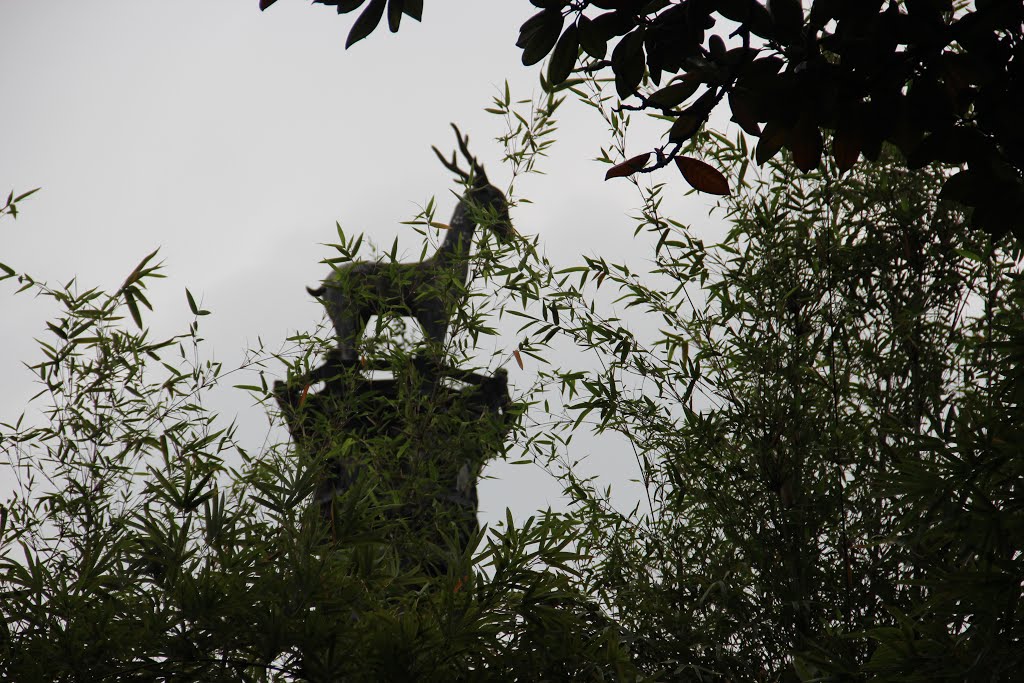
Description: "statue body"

(309, 125), (512, 361)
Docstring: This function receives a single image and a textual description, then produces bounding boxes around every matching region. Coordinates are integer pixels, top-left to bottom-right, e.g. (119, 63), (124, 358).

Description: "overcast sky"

(1, 1), (724, 527)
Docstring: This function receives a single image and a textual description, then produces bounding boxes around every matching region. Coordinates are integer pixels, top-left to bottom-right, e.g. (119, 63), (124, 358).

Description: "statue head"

(433, 124), (515, 241)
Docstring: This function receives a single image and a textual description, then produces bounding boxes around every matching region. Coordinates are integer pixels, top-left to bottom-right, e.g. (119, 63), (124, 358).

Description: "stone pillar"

(274, 353), (515, 575)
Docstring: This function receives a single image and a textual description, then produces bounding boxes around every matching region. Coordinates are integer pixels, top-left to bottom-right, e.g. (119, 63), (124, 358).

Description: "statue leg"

(416, 299), (449, 357)
(324, 287), (362, 362)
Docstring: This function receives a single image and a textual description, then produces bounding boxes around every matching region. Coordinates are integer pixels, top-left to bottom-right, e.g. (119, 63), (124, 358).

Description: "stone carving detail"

(275, 355), (514, 574)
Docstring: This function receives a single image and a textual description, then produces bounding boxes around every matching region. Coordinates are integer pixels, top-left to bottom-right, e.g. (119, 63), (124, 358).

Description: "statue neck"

(436, 200), (477, 263)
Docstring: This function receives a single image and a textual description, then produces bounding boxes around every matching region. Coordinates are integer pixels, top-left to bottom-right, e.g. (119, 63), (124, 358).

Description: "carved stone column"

(274, 353), (515, 575)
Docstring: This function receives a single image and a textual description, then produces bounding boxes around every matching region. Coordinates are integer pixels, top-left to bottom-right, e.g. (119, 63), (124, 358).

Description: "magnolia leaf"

(402, 0), (422, 20)
(790, 123), (823, 172)
(768, 0), (804, 43)
(832, 126), (862, 173)
(318, 0), (367, 13)
(605, 153), (651, 180)
(716, 0), (758, 22)
(939, 170), (978, 205)
(611, 30), (645, 99)
(668, 111), (703, 143)
(728, 88), (762, 136)
(577, 15), (606, 59)
(521, 9), (564, 66)
(387, 0), (404, 32)
(346, 0), (386, 48)
(675, 156), (730, 195)
(548, 23), (579, 85)
(649, 79), (701, 109)
(756, 120), (787, 164)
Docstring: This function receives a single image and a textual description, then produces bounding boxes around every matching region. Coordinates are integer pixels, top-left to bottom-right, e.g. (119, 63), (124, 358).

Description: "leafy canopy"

(262, 0), (1024, 239)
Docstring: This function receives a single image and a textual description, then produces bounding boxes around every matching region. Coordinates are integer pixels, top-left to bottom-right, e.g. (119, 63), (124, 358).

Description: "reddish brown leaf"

(512, 348), (524, 370)
(648, 78), (701, 108)
(832, 126), (861, 173)
(675, 156), (731, 196)
(668, 112), (702, 143)
(728, 88), (762, 136)
(604, 153), (651, 180)
(790, 124), (823, 172)
(756, 120), (787, 165)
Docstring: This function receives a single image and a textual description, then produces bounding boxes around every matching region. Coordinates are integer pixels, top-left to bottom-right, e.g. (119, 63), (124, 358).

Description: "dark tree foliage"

(262, 0), (1024, 239)
(0, 193), (638, 681)
(512, 133), (1023, 679)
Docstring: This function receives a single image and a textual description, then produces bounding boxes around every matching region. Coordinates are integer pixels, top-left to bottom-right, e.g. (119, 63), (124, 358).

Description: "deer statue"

(308, 124), (513, 363)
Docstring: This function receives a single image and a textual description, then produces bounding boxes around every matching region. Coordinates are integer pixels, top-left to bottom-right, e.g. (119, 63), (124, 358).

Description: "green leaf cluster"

(508, 127), (1023, 679)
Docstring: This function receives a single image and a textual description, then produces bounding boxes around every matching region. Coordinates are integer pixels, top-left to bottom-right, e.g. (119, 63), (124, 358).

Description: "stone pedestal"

(274, 353), (515, 575)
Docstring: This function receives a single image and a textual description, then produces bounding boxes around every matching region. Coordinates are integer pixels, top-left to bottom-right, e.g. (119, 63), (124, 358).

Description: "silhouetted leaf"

(318, 0), (367, 14)
(12, 188), (40, 203)
(605, 153), (651, 180)
(591, 0), (644, 9)
(709, 34), (726, 60)
(742, 2), (776, 39)
(728, 88), (762, 136)
(723, 45), (760, 66)
(716, 0), (759, 23)
(808, 0), (843, 28)
(346, 0), (386, 47)
(517, 11), (545, 47)
(402, 0), (422, 20)
(548, 23), (579, 85)
(186, 289), (200, 316)
(591, 9), (637, 40)
(939, 170), (978, 205)
(861, 124), (884, 161)
(832, 126), (861, 173)
(648, 79), (700, 108)
(259, 0), (279, 10)
(906, 0), (952, 21)
(521, 9), (564, 66)
(668, 110), (702, 143)
(387, 0), (404, 32)
(756, 120), (787, 164)
(124, 290), (143, 329)
(675, 156), (730, 195)
(768, 0), (804, 43)
(745, 55), (785, 79)
(612, 30), (645, 99)
(790, 123), (823, 172)
(577, 15), (607, 58)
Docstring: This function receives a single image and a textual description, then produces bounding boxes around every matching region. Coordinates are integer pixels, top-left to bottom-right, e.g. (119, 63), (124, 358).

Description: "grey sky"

(1, 1), (723, 526)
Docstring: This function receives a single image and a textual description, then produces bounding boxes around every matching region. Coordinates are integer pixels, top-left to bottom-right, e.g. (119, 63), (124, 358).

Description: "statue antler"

(432, 123), (487, 185)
